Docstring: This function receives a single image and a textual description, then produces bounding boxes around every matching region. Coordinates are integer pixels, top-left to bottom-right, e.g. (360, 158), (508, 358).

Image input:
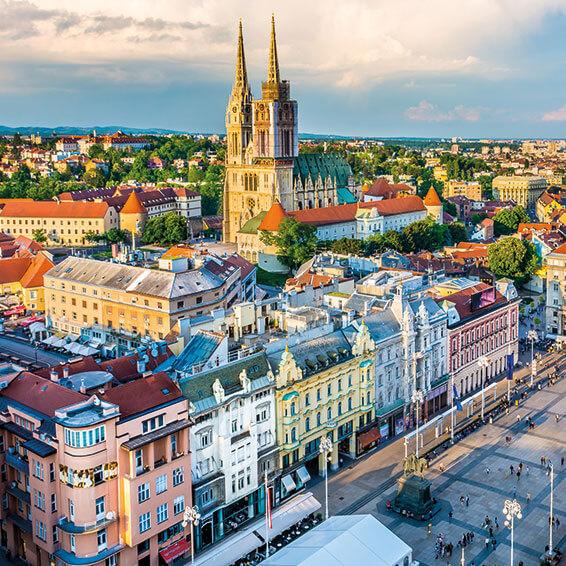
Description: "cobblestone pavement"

(360, 378), (566, 566)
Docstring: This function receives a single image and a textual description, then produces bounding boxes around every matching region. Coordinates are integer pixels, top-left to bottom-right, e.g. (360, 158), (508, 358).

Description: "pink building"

(438, 283), (520, 397)
(0, 371), (192, 566)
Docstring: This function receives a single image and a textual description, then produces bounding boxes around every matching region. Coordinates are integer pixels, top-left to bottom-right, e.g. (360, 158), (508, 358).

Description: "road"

(310, 348), (565, 517)
(0, 334), (69, 368)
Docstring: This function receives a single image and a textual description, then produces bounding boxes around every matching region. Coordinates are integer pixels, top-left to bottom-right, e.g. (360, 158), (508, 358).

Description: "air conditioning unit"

(106, 511), (116, 520)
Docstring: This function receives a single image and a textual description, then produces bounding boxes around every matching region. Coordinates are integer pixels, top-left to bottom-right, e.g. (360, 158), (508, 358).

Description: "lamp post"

(503, 499), (522, 566)
(182, 505), (201, 566)
(319, 436), (333, 520)
(527, 329), (538, 388)
(478, 356), (491, 421)
(411, 389), (424, 458)
(549, 463), (555, 558)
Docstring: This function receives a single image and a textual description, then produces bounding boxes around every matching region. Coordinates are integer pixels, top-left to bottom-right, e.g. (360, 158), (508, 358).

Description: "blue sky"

(0, 0), (565, 138)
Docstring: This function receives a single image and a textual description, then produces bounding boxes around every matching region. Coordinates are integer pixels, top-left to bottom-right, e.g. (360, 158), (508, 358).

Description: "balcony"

(58, 512), (118, 534)
(6, 483), (31, 505)
(5, 450), (29, 474)
(55, 543), (124, 566)
(7, 512), (32, 534)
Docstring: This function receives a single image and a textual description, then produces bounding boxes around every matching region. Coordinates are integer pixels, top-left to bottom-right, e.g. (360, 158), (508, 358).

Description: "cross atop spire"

(267, 14), (280, 85)
(232, 19), (249, 94)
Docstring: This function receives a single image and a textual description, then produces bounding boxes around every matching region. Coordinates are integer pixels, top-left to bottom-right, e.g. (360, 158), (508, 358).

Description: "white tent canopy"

(262, 514), (415, 566)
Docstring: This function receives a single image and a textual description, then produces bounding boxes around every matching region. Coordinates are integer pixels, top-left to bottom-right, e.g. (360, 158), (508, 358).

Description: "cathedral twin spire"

(233, 15), (282, 97)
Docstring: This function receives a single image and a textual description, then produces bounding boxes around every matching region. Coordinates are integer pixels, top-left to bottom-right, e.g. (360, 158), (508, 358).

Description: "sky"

(0, 0), (565, 138)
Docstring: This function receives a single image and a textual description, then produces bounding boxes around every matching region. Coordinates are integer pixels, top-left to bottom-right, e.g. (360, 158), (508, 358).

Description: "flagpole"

(265, 471), (270, 558)
(450, 374), (455, 442)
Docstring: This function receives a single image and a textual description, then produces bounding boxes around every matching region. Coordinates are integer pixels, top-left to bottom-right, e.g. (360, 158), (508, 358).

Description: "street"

(0, 334), (69, 368)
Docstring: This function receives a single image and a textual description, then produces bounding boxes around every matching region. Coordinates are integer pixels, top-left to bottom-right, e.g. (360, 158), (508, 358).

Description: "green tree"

(88, 144), (105, 159)
(492, 206), (530, 236)
(402, 218), (447, 252)
(331, 238), (364, 256)
(141, 213), (188, 245)
(100, 228), (129, 244)
(32, 229), (47, 243)
(471, 212), (488, 225)
(260, 218), (317, 270)
(447, 222), (468, 244)
(382, 230), (407, 252)
(487, 237), (538, 284)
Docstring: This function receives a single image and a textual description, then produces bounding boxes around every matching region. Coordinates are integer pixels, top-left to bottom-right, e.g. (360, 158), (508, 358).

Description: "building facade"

(178, 352), (278, 553)
(445, 180), (482, 201)
(492, 175), (547, 208)
(545, 243), (566, 339)
(0, 371), (192, 566)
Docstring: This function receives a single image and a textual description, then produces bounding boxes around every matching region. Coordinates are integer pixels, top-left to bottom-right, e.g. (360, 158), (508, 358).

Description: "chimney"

(50, 369), (59, 383)
(79, 379), (86, 394)
(62, 366), (70, 379)
(137, 358), (146, 375)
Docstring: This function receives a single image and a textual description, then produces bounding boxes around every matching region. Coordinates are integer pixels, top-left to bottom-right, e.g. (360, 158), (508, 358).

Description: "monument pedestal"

(393, 474), (435, 521)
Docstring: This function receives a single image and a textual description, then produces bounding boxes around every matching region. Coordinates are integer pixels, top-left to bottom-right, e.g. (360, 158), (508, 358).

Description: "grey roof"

(293, 154), (352, 188)
(172, 332), (223, 374)
(408, 296), (447, 322)
(362, 309), (402, 343)
(46, 256), (225, 300)
(179, 352), (271, 408)
(344, 293), (379, 314)
(268, 329), (352, 377)
(23, 438), (56, 457)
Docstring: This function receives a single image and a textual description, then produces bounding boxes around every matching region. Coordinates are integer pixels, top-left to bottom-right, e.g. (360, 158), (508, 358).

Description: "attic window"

(161, 388), (170, 395)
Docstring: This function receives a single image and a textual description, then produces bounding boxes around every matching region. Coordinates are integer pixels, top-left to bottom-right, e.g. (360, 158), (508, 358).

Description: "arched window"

(366, 391), (371, 404)
(291, 427), (297, 442)
(327, 407), (332, 420)
(316, 412), (321, 426)
(348, 397), (353, 411)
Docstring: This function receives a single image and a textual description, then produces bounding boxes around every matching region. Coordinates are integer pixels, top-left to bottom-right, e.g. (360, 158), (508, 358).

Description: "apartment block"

(492, 175), (547, 208)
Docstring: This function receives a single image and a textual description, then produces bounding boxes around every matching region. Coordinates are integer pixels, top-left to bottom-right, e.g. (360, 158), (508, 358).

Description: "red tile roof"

(285, 272), (334, 289)
(364, 178), (413, 198)
(0, 201), (110, 219)
(0, 257), (31, 285)
(440, 283), (508, 321)
(99, 348), (172, 384)
(518, 223), (552, 233)
(120, 191), (147, 214)
(290, 204), (358, 226)
(19, 253), (55, 288)
(2, 372), (86, 416)
(258, 202), (288, 231)
(99, 372), (183, 418)
(359, 195), (426, 216)
(424, 187), (442, 206)
(551, 242), (566, 255)
(34, 357), (101, 380)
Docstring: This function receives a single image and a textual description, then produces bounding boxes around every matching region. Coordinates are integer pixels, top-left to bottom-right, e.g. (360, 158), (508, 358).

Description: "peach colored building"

(0, 371), (192, 566)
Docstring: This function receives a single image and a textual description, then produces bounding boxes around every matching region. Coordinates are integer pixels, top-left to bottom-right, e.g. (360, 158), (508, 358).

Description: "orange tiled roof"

(359, 195), (426, 216)
(518, 223), (552, 233)
(290, 204), (358, 226)
(552, 242), (566, 255)
(120, 191), (147, 214)
(0, 257), (31, 285)
(258, 202), (288, 231)
(161, 245), (197, 259)
(0, 201), (109, 219)
(424, 187), (442, 206)
(20, 253), (54, 288)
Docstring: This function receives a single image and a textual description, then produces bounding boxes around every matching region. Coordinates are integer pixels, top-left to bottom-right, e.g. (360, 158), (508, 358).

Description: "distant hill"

(0, 125), (195, 136)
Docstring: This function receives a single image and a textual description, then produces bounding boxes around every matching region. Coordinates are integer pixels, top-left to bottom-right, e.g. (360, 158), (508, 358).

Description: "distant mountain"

(0, 125), (195, 136)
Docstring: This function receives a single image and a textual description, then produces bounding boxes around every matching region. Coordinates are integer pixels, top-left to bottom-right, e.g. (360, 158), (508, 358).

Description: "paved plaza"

(359, 378), (566, 566)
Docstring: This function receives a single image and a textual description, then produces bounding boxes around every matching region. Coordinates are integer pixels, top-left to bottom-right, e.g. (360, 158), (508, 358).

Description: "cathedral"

(222, 17), (357, 244)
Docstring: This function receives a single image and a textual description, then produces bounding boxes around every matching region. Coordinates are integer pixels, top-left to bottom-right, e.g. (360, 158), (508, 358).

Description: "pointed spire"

(267, 14), (280, 84)
(233, 19), (249, 92)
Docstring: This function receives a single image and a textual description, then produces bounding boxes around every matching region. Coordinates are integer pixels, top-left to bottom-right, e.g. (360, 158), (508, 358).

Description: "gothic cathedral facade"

(223, 17), (346, 243)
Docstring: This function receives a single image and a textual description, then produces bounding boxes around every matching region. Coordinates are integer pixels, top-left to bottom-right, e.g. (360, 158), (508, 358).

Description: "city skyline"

(0, 0), (566, 137)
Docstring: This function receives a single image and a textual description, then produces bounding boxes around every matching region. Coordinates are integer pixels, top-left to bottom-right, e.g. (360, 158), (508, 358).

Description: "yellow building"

(269, 324), (376, 499)
(492, 175), (547, 208)
(0, 252), (55, 311)
(445, 180), (483, 201)
(433, 166), (448, 183)
(44, 256), (239, 341)
(118, 191), (148, 236)
(0, 200), (118, 245)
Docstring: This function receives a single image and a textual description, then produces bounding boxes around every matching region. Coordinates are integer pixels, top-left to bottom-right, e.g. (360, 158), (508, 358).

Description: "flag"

(452, 384), (463, 411)
(506, 353), (514, 381)
(265, 475), (272, 529)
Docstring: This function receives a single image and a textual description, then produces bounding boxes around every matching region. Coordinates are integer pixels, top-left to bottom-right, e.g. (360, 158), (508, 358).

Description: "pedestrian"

(485, 466), (490, 475)
(465, 495), (469, 507)
(485, 537), (490, 549)
(494, 517), (499, 530)
(492, 537), (497, 550)
(561, 456), (564, 467)
(449, 511), (453, 521)
(517, 470), (521, 480)
(556, 414), (560, 423)
(427, 522), (432, 536)
(489, 526), (493, 538)
(526, 492), (531, 504)
(510, 464), (514, 475)
(516, 414), (521, 423)
(526, 465), (530, 475)
(460, 495), (465, 506)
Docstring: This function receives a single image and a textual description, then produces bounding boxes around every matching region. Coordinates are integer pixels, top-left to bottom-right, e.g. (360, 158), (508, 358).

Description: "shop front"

(376, 398), (405, 440)
(425, 376), (449, 418)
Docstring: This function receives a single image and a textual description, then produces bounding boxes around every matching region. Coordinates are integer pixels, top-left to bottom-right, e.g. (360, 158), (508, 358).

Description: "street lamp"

(503, 499), (522, 566)
(319, 436), (333, 520)
(548, 463), (555, 559)
(411, 389), (424, 458)
(182, 505), (201, 566)
(527, 329), (538, 388)
(478, 356), (491, 421)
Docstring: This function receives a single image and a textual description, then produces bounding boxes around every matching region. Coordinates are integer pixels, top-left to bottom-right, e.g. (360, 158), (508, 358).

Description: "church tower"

(223, 16), (298, 243)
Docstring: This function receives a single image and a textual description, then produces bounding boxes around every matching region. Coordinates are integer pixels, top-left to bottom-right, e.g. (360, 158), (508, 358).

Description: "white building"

(178, 352), (278, 553)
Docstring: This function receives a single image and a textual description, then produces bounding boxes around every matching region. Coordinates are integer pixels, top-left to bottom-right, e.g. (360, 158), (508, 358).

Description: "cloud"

(542, 105), (566, 121)
(405, 100), (483, 122)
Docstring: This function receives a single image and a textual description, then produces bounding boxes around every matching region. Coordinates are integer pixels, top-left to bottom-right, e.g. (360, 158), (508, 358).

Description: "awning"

(42, 335), (57, 346)
(296, 466), (311, 485)
(358, 427), (380, 449)
(268, 492), (321, 539)
(159, 538), (190, 564)
(281, 474), (297, 493)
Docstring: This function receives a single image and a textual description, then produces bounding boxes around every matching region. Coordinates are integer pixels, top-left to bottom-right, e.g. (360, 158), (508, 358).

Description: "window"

(52, 524), (58, 543)
(327, 384), (332, 397)
(170, 434), (177, 456)
(305, 393), (310, 406)
(156, 503), (168, 524)
(49, 462), (55, 482)
(156, 474), (167, 494)
(173, 467), (184, 486)
(97, 528), (107, 551)
(138, 483), (150, 503)
(138, 540), (150, 555)
(69, 499), (75, 520)
(142, 415), (164, 434)
(173, 495), (184, 515)
(316, 412), (321, 426)
(105, 556), (118, 566)
(64, 425), (105, 448)
(36, 520), (47, 542)
(135, 449), (143, 471)
(316, 388), (321, 401)
(199, 429), (212, 448)
(33, 460), (44, 480)
(95, 496), (105, 519)
(50, 493), (57, 513)
(34, 490), (45, 511)
(305, 417), (310, 432)
(139, 512), (151, 533)
(70, 534), (76, 552)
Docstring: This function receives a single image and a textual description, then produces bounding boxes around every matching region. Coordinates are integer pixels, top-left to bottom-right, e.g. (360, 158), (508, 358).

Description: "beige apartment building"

(44, 256), (242, 341)
(0, 201), (118, 246)
(0, 370), (192, 566)
(492, 175), (547, 208)
(445, 180), (482, 201)
(545, 242), (566, 339)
